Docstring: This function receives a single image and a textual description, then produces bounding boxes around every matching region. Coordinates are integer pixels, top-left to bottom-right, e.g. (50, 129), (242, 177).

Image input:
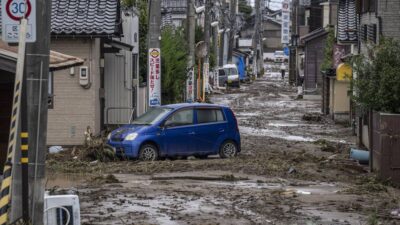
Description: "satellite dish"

(195, 41), (208, 58)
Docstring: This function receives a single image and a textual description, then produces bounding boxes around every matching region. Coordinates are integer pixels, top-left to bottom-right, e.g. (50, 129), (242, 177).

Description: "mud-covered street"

(47, 72), (400, 225)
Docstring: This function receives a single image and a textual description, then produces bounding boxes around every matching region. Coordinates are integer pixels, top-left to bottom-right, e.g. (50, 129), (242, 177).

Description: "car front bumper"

(107, 139), (141, 158)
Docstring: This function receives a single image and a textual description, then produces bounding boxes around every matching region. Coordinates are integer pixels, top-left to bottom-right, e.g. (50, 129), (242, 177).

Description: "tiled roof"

(337, 0), (358, 43)
(51, 0), (121, 36)
(0, 40), (84, 71)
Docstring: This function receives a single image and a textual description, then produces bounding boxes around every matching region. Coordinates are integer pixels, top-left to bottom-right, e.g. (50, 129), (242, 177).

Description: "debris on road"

(302, 113), (323, 122)
(46, 72), (400, 225)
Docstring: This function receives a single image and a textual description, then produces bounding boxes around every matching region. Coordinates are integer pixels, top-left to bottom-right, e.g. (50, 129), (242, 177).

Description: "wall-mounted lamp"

(195, 6), (205, 14)
(211, 21), (219, 27)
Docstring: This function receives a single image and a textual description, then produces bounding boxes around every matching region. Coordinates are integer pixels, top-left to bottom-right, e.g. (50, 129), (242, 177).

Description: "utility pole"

(203, 0), (211, 100)
(187, 0), (196, 101)
(253, 0), (261, 76)
(227, 0), (237, 63)
(25, 0), (52, 224)
(212, 9), (219, 69)
(147, 0), (162, 108)
(289, 0), (298, 85)
(219, 0), (226, 67)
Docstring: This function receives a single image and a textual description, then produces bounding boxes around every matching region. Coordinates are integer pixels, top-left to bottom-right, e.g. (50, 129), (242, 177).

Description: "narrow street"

(47, 72), (400, 225)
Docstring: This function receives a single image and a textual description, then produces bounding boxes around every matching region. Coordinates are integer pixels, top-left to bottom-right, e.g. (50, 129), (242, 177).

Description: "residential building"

(354, 0), (400, 149)
(48, 0), (140, 146)
(0, 41), (83, 175)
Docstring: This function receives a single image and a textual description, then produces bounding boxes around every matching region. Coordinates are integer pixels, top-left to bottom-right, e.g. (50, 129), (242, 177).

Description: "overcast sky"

(249, 0), (284, 10)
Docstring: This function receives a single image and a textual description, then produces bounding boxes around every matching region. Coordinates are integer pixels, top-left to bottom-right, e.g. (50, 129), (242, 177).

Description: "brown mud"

(47, 71), (400, 225)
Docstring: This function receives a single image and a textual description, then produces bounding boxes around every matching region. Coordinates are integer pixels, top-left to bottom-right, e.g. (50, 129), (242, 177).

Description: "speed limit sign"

(2, 0), (36, 43)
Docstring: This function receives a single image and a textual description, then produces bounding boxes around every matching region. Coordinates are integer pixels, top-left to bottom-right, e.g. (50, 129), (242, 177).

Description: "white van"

(223, 64), (240, 87)
(274, 51), (285, 63)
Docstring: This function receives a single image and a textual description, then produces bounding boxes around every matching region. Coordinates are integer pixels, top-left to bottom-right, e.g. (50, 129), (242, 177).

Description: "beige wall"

(331, 80), (351, 114)
(47, 38), (101, 146)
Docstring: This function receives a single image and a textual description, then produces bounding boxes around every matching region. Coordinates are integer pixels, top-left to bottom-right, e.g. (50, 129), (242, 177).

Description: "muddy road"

(47, 72), (400, 225)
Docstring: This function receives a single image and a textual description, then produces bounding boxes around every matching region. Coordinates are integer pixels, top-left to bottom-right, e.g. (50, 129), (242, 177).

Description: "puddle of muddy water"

(299, 208), (366, 225)
(46, 173), (89, 189)
(240, 126), (316, 142)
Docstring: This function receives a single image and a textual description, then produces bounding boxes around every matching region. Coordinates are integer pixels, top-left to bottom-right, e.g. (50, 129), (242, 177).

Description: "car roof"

(161, 103), (227, 110)
(223, 64), (237, 69)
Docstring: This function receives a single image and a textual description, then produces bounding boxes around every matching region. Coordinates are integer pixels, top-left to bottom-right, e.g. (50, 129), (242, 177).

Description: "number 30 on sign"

(2, 0), (36, 43)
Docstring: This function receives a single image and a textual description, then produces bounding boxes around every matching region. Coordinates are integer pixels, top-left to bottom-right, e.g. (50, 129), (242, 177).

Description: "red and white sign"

(281, 0), (290, 44)
(148, 48), (161, 106)
(186, 68), (194, 103)
(2, 0), (36, 43)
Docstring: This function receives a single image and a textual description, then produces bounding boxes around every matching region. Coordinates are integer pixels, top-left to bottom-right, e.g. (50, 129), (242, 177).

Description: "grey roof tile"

(51, 0), (121, 36)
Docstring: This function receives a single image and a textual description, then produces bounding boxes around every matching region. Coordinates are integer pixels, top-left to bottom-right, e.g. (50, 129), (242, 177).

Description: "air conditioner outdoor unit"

(44, 192), (81, 225)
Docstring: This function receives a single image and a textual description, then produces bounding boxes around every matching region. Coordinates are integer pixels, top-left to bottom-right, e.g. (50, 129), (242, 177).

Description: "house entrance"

(0, 71), (14, 174)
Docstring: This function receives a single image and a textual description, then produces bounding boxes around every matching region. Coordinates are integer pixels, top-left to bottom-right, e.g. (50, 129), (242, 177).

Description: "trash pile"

(48, 126), (116, 162)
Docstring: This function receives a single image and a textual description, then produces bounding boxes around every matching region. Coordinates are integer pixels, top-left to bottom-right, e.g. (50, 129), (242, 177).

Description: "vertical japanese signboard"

(333, 44), (346, 68)
(2, 0), (36, 43)
(186, 68), (194, 103)
(281, 0), (290, 44)
(203, 62), (209, 93)
(149, 48), (161, 106)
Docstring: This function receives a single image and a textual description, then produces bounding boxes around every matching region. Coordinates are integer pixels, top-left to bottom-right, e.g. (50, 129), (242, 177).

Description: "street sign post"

(1, 0), (36, 43)
(148, 48), (161, 107)
(186, 68), (194, 103)
(281, 0), (290, 44)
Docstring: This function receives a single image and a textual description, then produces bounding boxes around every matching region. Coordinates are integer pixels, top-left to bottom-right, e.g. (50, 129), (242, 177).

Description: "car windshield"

(224, 68), (238, 75)
(132, 107), (172, 125)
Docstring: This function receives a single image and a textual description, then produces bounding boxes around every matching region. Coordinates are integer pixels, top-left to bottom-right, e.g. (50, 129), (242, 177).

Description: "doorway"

(0, 71), (14, 174)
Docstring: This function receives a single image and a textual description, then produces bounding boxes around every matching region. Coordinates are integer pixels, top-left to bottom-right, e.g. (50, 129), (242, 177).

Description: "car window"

(218, 69), (226, 76)
(224, 68), (238, 75)
(165, 109), (194, 127)
(197, 108), (225, 124)
(132, 107), (172, 125)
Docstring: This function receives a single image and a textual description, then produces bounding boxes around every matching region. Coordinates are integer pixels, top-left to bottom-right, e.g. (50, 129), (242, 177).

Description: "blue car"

(107, 103), (241, 161)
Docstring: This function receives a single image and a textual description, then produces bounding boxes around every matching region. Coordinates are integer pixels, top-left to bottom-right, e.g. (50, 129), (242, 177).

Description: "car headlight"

(107, 133), (112, 140)
(125, 133), (138, 141)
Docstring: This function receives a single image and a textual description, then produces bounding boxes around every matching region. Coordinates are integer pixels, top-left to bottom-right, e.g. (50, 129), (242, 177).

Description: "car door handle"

(188, 132), (196, 135)
(219, 129), (225, 133)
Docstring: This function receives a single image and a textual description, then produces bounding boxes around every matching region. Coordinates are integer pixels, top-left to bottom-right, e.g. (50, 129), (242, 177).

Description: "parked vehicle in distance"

(274, 51), (288, 63)
(107, 103), (241, 161)
(223, 64), (240, 87)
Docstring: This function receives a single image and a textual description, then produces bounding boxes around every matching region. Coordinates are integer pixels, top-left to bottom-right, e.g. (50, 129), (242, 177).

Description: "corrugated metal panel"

(372, 113), (400, 185)
(304, 34), (327, 92)
(104, 53), (134, 124)
(104, 11), (139, 125)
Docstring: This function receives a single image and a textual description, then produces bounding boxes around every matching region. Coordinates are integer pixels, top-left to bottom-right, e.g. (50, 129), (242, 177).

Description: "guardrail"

(105, 107), (136, 125)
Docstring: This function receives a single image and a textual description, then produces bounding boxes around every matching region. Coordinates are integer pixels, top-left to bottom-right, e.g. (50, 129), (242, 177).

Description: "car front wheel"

(139, 144), (159, 161)
(219, 141), (238, 158)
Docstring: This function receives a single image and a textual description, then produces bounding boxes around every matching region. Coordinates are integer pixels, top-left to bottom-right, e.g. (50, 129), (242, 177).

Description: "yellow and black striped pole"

(20, 131), (29, 223)
(0, 18), (28, 225)
(0, 80), (21, 225)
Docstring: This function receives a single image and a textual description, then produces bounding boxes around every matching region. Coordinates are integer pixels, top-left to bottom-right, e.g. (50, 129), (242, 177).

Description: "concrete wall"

(262, 20), (282, 52)
(378, 0), (400, 39)
(48, 38), (101, 146)
(332, 81), (350, 113)
(330, 80), (351, 122)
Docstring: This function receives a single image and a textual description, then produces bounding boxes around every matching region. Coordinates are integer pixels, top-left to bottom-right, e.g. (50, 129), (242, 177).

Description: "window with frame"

(165, 109), (194, 127)
(48, 72), (54, 109)
(197, 109), (225, 124)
